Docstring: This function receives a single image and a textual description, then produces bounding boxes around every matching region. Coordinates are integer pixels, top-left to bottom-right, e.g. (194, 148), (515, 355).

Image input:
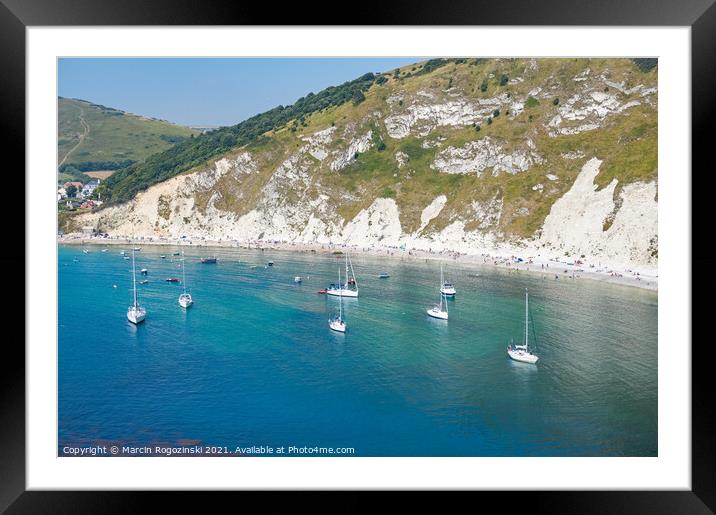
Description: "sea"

(58, 244), (657, 457)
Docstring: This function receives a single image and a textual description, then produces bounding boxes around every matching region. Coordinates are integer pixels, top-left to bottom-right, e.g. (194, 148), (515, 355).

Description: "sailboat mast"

(349, 254), (357, 289)
(525, 288), (529, 347)
(182, 251), (187, 294)
(338, 267), (343, 319)
(132, 250), (138, 308)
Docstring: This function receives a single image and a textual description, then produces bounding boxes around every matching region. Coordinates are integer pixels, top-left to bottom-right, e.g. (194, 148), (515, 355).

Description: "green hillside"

(58, 97), (198, 183)
(89, 58), (657, 240)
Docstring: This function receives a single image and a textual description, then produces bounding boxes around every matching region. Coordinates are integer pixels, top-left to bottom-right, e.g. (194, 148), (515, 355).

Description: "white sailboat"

(178, 251), (193, 308)
(507, 288), (539, 364)
(329, 267), (346, 333)
(427, 266), (449, 320)
(127, 249), (146, 324)
(326, 253), (358, 298)
(440, 264), (456, 296)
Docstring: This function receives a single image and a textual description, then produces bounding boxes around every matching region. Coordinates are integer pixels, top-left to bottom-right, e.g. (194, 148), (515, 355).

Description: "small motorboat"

(317, 288), (328, 294)
(139, 279), (149, 285)
(439, 265), (456, 296)
(250, 265), (257, 269)
(268, 261), (274, 266)
(173, 252), (181, 256)
(82, 249), (89, 254)
(123, 256), (130, 260)
(140, 268), (148, 275)
(379, 272), (390, 279)
(133, 247), (141, 251)
(165, 277), (180, 283)
(200, 257), (217, 264)
(160, 255), (166, 259)
(294, 276), (302, 283)
(101, 249), (108, 253)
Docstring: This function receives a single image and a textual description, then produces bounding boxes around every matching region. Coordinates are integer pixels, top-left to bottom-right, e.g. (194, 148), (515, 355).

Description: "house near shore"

(63, 181), (84, 199)
(80, 200), (98, 209)
(81, 180), (100, 197)
(57, 187), (67, 201)
(63, 181), (83, 191)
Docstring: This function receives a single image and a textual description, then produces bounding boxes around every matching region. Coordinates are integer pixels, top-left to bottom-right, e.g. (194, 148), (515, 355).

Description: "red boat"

(317, 288), (328, 294)
(165, 278), (180, 283)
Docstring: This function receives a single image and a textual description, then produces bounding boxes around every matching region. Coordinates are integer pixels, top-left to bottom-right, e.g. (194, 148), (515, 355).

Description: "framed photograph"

(5, 0), (713, 511)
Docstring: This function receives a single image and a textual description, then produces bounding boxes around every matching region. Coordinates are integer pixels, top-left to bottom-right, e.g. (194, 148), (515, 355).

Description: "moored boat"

(507, 289), (539, 364)
(440, 266), (456, 296)
(178, 251), (193, 308)
(328, 267), (347, 333)
(127, 249), (146, 324)
(326, 253), (359, 298)
(427, 265), (449, 320)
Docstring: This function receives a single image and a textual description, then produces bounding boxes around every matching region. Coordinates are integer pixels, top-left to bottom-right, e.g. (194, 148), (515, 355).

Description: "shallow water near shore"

(58, 243), (657, 456)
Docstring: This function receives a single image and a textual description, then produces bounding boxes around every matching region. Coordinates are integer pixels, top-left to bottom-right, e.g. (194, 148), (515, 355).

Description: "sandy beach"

(58, 233), (658, 292)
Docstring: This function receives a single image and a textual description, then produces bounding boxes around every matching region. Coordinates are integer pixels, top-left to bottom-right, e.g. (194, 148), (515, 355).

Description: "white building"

(82, 180), (100, 197)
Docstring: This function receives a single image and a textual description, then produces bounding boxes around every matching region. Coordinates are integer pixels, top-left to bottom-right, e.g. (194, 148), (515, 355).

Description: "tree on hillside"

(351, 91), (366, 105)
(66, 185), (77, 198)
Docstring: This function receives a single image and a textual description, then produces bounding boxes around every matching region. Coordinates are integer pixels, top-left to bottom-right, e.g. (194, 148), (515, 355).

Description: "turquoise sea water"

(58, 244), (657, 456)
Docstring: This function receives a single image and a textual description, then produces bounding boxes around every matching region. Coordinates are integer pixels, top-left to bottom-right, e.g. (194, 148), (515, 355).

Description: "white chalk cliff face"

(80, 153), (657, 269)
(431, 137), (541, 176)
(539, 158), (657, 268)
(76, 59), (657, 271)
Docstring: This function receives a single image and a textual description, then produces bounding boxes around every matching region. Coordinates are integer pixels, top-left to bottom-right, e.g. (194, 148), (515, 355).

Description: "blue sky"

(58, 58), (423, 127)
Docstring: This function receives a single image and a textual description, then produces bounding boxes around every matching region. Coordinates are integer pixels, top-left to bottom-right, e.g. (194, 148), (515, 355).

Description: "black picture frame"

(4, 0), (713, 512)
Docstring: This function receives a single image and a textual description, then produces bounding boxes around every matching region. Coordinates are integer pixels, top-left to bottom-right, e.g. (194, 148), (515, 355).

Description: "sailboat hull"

(329, 319), (346, 332)
(507, 348), (538, 364)
(127, 307), (146, 324)
(326, 288), (358, 298)
(178, 294), (193, 308)
(427, 307), (448, 320)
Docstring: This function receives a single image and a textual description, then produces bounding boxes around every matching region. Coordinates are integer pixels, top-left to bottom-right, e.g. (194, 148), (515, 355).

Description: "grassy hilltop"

(58, 97), (197, 183)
